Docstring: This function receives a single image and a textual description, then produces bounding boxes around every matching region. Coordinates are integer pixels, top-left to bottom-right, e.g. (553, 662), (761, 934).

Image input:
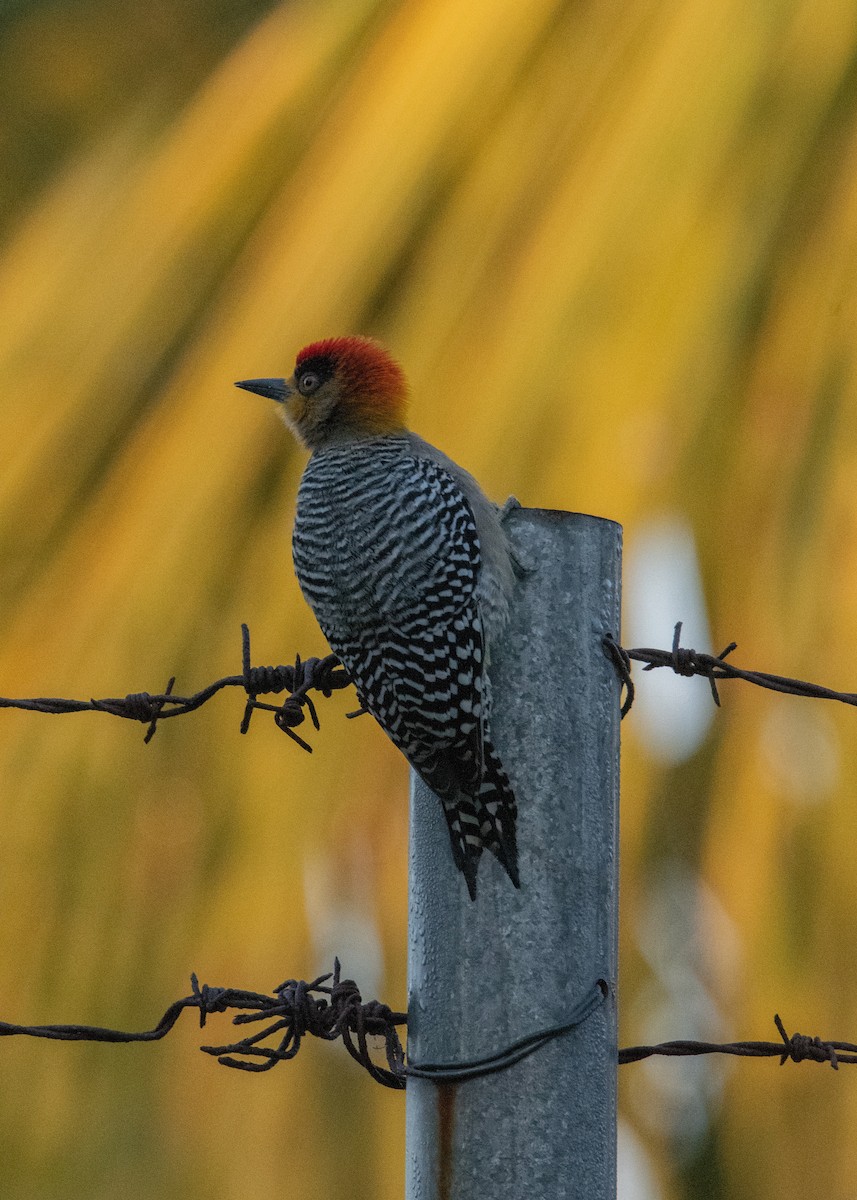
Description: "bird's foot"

(498, 496), (537, 578)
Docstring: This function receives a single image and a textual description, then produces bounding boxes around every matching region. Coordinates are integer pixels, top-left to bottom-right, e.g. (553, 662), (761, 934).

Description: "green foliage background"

(1, 0), (857, 1196)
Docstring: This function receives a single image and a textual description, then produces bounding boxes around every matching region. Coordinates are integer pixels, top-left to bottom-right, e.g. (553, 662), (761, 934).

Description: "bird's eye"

(298, 371), (321, 395)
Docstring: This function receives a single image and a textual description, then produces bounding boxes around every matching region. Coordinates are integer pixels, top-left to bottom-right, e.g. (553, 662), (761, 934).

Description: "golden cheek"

(283, 394), (307, 425)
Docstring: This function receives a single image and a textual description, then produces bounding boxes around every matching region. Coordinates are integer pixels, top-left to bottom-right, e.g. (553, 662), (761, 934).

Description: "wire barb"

(619, 1013), (857, 1068)
(0, 962), (408, 1088)
(0, 625), (352, 748)
(603, 621), (857, 719)
(199, 960), (407, 1084)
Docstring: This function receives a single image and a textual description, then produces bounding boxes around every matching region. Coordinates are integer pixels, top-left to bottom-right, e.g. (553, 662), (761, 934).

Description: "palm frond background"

(1, 1), (857, 1196)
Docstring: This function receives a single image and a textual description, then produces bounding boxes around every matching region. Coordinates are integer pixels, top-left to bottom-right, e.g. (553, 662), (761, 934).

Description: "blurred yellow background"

(1, 0), (857, 1196)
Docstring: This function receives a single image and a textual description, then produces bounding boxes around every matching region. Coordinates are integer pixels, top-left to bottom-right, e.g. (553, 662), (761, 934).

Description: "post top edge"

(506, 507), (622, 533)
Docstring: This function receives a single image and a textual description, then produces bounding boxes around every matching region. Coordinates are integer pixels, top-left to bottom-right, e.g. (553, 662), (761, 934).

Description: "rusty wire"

(619, 1015), (857, 1069)
(5, 621), (856, 743)
(0, 966), (852, 1084)
(0, 624), (352, 748)
(0, 962), (407, 1088)
(5, 625), (857, 1083)
(406, 980), (608, 1082)
(603, 621), (857, 719)
(4, 620), (857, 740)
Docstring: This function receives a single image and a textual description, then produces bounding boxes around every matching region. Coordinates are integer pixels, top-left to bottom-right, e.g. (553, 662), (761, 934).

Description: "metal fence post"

(405, 508), (622, 1200)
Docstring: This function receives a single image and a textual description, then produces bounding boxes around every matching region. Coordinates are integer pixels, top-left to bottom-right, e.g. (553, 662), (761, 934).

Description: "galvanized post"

(405, 509), (621, 1200)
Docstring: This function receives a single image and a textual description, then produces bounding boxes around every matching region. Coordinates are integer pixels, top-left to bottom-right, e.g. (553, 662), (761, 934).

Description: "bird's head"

(235, 336), (408, 451)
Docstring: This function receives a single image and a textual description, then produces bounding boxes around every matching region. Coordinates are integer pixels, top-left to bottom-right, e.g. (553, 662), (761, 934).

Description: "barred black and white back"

(293, 435), (519, 898)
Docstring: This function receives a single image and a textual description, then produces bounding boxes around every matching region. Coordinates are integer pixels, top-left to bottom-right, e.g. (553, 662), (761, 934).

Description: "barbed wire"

(0, 966), (851, 1084)
(4, 622), (855, 743)
(0, 624), (356, 749)
(5, 625), (857, 1084)
(602, 621), (857, 719)
(0, 961), (407, 1087)
(619, 1016), (857, 1069)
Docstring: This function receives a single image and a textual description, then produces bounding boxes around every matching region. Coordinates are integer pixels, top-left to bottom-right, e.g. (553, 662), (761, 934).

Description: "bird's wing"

(315, 453), (519, 893)
(335, 454), (487, 791)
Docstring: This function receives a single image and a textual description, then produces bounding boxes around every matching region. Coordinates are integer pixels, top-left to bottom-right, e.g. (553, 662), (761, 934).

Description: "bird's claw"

(497, 496), (536, 577)
(499, 495), (522, 522)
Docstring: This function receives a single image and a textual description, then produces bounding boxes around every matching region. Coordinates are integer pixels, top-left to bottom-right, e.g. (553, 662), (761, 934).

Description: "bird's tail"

(437, 743), (519, 900)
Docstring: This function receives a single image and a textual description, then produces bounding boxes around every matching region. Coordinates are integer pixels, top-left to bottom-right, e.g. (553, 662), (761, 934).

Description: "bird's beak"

(234, 377), (293, 403)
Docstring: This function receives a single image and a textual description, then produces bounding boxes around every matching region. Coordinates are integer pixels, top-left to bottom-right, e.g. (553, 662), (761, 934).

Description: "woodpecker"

(236, 336), (520, 899)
